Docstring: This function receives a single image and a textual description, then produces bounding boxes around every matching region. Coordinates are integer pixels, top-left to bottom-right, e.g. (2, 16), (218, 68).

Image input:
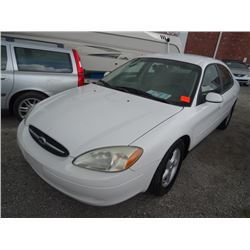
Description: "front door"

(192, 64), (223, 146)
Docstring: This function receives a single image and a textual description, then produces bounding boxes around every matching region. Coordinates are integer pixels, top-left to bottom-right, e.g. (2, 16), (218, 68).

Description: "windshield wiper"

(96, 79), (113, 88)
(114, 86), (172, 104)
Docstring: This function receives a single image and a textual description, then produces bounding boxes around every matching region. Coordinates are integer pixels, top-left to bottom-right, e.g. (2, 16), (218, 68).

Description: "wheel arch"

(147, 134), (191, 195)
(9, 89), (50, 113)
(179, 135), (191, 159)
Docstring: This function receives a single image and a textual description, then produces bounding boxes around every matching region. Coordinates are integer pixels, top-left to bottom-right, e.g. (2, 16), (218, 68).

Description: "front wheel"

(149, 140), (185, 196)
(13, 92), (47, 121)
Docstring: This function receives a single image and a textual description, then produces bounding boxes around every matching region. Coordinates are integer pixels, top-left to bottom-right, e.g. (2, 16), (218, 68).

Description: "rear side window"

(1, 46), (7, 70)
(217, 64), (234, 92)
(14, 47), (73, 73)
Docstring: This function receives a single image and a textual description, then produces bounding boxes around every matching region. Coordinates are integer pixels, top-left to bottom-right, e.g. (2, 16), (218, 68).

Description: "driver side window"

(197, 64), (221, 105)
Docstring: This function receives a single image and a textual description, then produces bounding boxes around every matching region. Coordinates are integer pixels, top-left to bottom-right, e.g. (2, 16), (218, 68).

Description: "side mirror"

(205, 92), (223, 103)
(104, 71), (110, 77)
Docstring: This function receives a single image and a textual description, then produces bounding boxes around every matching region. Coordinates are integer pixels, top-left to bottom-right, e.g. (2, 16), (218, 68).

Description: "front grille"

(234, 73), (246, 77)
(29, 125), (69, 157)
(238, 79), (249, 85)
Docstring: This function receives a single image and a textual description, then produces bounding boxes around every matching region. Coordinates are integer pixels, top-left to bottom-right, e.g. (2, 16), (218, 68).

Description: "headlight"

(73, 146), (143, 172)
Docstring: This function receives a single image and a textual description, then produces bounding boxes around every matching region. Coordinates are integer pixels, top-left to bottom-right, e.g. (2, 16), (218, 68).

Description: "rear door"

(1, 43), (14, 109)
(10, 44), (78, 97)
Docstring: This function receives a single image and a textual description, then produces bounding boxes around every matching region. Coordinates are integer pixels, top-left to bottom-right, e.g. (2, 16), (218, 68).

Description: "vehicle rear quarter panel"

(9, 43), (78, 102)
(12, 71), (78, 96)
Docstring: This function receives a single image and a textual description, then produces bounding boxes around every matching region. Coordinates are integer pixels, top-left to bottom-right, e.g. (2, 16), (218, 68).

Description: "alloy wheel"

(18, 98), (40, 119)
(161, 148), (181, 187)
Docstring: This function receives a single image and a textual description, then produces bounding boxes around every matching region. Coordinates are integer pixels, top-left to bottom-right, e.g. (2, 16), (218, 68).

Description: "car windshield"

(225, 61), (248, 69)
(99, 57), (201, 106)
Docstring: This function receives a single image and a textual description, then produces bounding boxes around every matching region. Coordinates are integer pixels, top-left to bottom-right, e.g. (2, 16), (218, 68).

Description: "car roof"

(140, 53), (224, 68)
(1, 37), (70, 53)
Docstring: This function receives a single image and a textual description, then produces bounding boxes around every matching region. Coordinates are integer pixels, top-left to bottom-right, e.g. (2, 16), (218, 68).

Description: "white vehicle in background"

(3, 32), (183, 82)
(18, 54), (239, 206)
(223, 59), (250, 86)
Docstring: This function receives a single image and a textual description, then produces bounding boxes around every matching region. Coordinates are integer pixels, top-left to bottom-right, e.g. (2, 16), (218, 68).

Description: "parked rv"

(3, 32), (183, 82)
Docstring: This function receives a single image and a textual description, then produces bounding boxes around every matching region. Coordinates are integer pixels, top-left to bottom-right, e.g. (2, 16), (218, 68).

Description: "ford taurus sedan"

(17, 54), (240, 206)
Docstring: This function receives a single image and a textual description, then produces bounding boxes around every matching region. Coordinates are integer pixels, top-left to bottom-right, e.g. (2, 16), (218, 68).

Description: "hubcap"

(18, 98), (40, 119)
(161, 148), (181, 188)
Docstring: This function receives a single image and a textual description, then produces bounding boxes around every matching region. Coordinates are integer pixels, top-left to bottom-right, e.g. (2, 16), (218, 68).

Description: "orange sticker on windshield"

(180, 96), (190, 103)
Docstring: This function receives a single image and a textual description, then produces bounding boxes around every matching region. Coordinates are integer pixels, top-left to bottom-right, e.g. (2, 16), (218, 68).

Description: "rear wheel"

(13, 92), (47, 121)
(149, 140), (185, 196)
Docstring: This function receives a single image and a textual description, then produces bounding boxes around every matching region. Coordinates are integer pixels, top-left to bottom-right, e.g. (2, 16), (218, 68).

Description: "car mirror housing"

(205, 92), (223, 103)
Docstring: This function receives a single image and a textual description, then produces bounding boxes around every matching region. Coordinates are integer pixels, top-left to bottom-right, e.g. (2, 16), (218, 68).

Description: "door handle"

(1, 77), (6, 80)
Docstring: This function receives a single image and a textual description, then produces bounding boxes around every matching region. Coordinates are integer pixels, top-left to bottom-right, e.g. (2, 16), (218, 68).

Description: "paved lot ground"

(1, 87), (250, 218)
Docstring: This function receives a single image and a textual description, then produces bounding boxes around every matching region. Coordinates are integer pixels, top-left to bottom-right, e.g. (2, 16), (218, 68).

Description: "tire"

(217, 105), (235, 130)
(149, 139), (185, 196)
(13, 92), (47, 121)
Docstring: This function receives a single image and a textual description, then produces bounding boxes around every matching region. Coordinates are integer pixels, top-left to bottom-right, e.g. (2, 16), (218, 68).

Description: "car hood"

(27, 84), (183, 157)
(230, 68), (250, 75)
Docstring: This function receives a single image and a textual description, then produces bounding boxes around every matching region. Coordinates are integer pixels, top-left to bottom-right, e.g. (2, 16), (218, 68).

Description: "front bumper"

(235, 76), (250, 86)
(17, 121), (145, 206)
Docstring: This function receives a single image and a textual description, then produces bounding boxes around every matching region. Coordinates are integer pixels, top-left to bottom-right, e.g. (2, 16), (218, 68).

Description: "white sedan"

(17, 54), (240, 206)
